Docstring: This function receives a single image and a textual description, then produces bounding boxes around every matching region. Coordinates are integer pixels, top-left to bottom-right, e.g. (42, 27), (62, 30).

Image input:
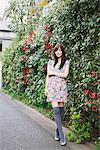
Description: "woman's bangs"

(54, 47), (58, 52)
(54, 43), (63, 52)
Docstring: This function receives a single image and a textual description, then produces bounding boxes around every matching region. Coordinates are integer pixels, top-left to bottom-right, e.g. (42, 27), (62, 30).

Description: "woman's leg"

(51, 101), (66, 145)
(51, 102), (59, 140)
(59, 102), (64, 123)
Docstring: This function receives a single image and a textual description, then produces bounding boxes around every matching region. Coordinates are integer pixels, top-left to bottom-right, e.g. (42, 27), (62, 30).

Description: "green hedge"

(2, 0), (100, 143)
(44, 0), (100, 141)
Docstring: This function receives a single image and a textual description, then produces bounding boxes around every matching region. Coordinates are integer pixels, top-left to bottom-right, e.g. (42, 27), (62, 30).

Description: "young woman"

(45, 43), (70, 146)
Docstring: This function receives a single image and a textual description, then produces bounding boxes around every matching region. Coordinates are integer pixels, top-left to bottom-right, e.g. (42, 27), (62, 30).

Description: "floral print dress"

(47, 59), (70, 102)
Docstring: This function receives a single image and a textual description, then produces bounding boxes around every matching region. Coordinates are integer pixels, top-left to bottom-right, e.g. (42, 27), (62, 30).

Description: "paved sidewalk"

(0, 92), (95, 150)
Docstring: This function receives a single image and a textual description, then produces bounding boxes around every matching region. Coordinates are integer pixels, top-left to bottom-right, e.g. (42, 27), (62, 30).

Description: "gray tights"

(53, 107), (64, 140)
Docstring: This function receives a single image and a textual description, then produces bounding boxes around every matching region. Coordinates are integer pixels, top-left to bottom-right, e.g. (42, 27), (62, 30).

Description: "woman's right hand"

(45, 89), (48, 96)
(48, 70), (56, 76)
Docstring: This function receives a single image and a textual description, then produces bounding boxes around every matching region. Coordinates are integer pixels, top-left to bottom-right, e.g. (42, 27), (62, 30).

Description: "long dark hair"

(54, 43), (67, 69)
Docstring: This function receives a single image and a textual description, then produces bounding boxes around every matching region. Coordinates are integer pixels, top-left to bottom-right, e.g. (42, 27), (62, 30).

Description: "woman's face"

(55, 47), (62, 58)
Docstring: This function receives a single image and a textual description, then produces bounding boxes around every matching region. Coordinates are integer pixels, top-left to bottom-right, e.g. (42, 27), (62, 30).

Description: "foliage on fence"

(3, 0), (100, 143)
(44, 0), (100, 141)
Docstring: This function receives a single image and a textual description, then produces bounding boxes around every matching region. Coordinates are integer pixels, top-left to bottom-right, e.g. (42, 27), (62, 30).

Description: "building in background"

(0, 0), (16, 89)
(0, 20), (16, 52)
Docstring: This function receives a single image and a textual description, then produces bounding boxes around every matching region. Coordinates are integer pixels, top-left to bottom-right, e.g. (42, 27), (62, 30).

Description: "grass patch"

(95, 141), (100, 150)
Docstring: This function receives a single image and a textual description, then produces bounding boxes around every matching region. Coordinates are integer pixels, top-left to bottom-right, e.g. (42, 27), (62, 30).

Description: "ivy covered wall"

(2, 0), (100, 143)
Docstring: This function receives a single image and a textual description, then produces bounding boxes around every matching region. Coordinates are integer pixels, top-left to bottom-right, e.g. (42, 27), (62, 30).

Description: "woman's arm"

(48, 61), (70, 78)
(54, 67), (69, 78)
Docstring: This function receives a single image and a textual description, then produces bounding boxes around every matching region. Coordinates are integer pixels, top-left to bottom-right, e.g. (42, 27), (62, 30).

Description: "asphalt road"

(0, 92), (71, 150)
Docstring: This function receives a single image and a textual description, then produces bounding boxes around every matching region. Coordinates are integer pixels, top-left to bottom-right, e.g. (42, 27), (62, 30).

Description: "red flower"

(23, 79), (29, 85)
(83, 90), (90, 95)
(90, 71), (97, 78)
(23, 40), (27, 46)
(31, 31), (36, 35)
(92, 82), (100, 86)
(86, 100), (91, 104)
(89, 92), (98, 99)
(22, 68), (29, 76)
(44, 42), (47, 46)
(44, 35), (47, 39)
(21, 46), (30, 52)
(91, 105), (97, 111)
(44, 25), (48, 30)
(29, 32), (33, 37)
(28, 36), (32, 42)
(47, 31), (52, 37)
(46, 43), (52, 50)
(21, 57), (27, 62)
